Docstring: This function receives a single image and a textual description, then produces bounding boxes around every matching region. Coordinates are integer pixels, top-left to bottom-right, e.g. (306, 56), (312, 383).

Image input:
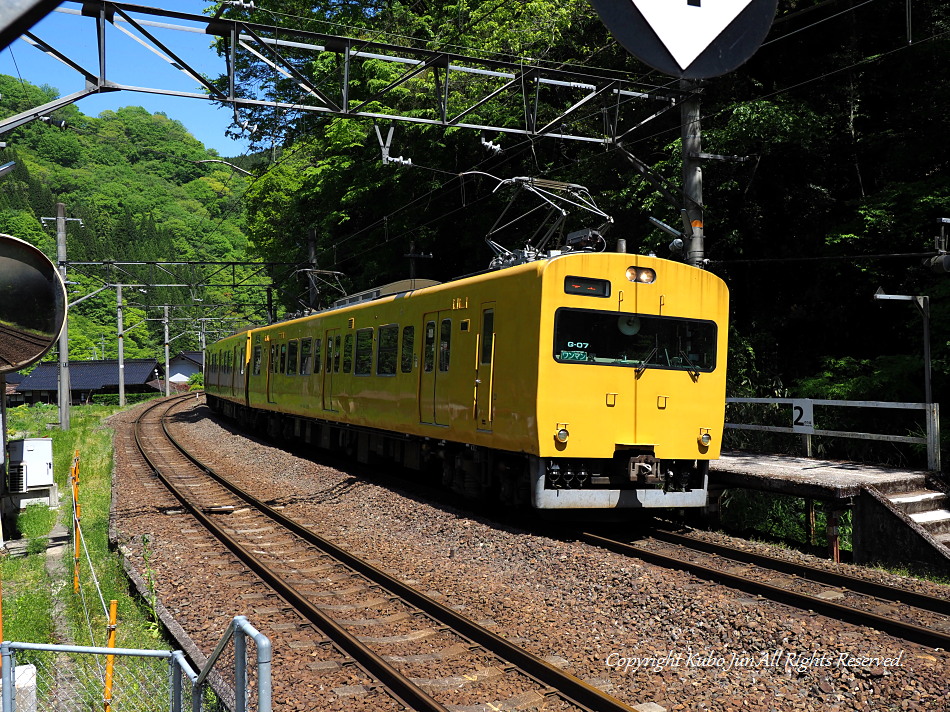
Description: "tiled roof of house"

(17, 359), (161, 391)
(172, 351), (204, 366)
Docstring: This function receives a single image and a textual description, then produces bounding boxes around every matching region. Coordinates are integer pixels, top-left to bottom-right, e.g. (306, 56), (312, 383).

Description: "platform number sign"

(791, 400), (814, 434)
(588, 0), (778, 79)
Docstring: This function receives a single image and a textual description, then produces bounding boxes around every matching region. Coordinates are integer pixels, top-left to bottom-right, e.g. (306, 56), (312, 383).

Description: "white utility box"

(8, 438), (55, 493)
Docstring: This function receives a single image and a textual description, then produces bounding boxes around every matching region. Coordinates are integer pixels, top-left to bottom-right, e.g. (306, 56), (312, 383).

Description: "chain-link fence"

(1, 617), (270, 712)
(2, 645), (172, 712)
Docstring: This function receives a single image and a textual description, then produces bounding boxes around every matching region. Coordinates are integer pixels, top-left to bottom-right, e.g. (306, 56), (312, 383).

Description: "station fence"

(725, 398), (941, 471)
(0, 616), (270, 712)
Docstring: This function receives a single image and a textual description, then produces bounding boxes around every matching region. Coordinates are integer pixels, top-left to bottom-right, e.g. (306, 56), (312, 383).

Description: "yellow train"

(205, 251), (729, 509)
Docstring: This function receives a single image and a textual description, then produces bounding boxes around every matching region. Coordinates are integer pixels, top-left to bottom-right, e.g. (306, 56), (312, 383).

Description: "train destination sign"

(0, 233), (67, 374)
(589, 0), (778, 79)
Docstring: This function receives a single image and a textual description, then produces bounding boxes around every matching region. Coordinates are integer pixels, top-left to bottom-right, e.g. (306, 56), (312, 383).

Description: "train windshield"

(553, 308), (717, 373)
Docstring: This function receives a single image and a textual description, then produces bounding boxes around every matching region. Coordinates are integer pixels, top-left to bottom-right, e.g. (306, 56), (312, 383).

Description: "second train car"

(205, 251), (729, 510)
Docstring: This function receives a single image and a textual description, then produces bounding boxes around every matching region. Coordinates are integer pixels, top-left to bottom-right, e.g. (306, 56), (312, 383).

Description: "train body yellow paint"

(205, 252), (728, 510)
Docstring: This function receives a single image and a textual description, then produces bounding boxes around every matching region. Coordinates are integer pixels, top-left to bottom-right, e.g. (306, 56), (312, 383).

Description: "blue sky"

(1, 1), (253, 156)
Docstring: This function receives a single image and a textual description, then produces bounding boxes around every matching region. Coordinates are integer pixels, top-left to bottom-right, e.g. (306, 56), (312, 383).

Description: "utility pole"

(680, 81), (704, 268)
(117, 285), (126, 407)
(42, 202), (82, 428)
(55, 203), (71, 430)
(163, 306), (171, 397)
(404, 241), (432, 279)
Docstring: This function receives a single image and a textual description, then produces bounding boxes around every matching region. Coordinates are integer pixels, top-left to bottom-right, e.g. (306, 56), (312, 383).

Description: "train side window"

(300, 338), (312, 375)
(270, 344), (278, 374)
(252, 345), (262, 375)
(423, 321), (435, 373)
(343, 334), (353, 373)
(439, 318), (452, 372)
(279, 343), (288, 374)
(287, 340), (298, 376)
(314, 338), (322, 373)
(377, 324), (398, 376)
(401, 326), (415, 373)
(481, 309), (494, 364)
(333, 335), (341, 373)
(355, 328), (373, 376)
(238, 346), (245, 376)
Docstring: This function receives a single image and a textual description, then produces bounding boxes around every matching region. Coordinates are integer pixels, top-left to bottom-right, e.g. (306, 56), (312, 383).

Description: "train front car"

(531, 253), (728, 509)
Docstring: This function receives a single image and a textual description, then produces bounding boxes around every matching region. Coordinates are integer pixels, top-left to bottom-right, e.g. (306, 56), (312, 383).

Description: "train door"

(323, 329), (340, 412)
(266, 341), (277, 403)
(231, 344), (241, 397)
(419, 313), (452, 426)
(474, 303), (495, 432)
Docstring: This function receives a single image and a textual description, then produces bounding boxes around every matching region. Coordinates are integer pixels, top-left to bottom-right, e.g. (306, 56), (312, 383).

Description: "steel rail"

(157, 399), (636, 712)
(650, 528), (950, 616)
(132, 396), (450, 712)
(0, 323), (53, 345)
(574, 530), (950, 651)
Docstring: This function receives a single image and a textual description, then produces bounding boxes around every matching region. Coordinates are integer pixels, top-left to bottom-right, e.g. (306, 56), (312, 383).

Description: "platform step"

(910, 508), (950, 536)
(888, 490), (949, 515)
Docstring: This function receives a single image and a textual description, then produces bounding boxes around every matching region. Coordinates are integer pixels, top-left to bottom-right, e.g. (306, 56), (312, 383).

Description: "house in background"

(3, 371), (26, 408)
(14, 359), (162, 405)
(168, 351), (203, 386)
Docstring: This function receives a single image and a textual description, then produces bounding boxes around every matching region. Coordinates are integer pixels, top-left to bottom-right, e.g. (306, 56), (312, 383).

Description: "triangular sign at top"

(635, 0), (754, 71)
(589, 0), (778, 79)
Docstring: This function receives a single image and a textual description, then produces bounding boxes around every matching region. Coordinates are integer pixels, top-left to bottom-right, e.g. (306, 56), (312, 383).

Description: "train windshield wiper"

(679, 350), (700, 379)
(635, 346), (657, 377)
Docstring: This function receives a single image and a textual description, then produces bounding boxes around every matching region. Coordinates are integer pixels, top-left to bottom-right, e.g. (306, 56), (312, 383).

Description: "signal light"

(926, 255), (950, 273)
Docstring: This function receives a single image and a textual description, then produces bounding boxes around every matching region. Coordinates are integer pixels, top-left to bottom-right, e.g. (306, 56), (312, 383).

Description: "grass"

(2, 401), (166, 651)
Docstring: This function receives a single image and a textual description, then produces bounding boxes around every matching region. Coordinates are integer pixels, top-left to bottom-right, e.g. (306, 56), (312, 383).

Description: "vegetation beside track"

(2, 401), (169, 651)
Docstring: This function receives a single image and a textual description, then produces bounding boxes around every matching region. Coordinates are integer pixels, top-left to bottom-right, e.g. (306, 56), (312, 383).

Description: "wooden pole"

(103, 599), (118, 712)
(827, 509), (841, 563)
(806, 498), (816, 547)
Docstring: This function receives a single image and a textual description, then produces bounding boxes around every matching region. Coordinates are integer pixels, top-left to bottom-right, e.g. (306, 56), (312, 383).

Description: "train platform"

(707, 451), (950, 573)
(710, 451), (928, 501)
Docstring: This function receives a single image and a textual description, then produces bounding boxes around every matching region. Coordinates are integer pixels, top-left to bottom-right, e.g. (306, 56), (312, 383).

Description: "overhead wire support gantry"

(0, 0), (685, 145)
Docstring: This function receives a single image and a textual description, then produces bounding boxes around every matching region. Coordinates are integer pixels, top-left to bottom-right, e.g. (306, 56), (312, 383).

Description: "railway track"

(0, 322), (52, 369)
(133, 395), (638, 712)
(572, 526), (950, 651)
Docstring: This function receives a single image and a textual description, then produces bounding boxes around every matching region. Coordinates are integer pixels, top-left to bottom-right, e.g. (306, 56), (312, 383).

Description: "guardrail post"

(801, 433), (813, 458)
(234, 616), (272, 712)
(1, 642), (13, 712)
(927, 403), (941, 472)
(170, 656), (182, 712)
(234, 617), (247, 712)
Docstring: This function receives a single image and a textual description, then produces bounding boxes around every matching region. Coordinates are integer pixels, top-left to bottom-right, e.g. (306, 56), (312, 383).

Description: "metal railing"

(725, 398), (941, 472)
(0, 617), (270, 712)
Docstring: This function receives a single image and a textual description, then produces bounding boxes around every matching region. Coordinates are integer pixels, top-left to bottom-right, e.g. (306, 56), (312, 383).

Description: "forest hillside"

(0, 74), (254, 360)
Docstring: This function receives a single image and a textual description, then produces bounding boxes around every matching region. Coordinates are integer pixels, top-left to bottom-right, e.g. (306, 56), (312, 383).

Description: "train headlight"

(556, 428), (570, 443)
(626, 266), (656, 284)
(699, 431), (712, 447)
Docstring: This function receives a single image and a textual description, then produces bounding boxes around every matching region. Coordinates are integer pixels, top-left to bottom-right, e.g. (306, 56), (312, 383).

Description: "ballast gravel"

(112, 398), (950, 712)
